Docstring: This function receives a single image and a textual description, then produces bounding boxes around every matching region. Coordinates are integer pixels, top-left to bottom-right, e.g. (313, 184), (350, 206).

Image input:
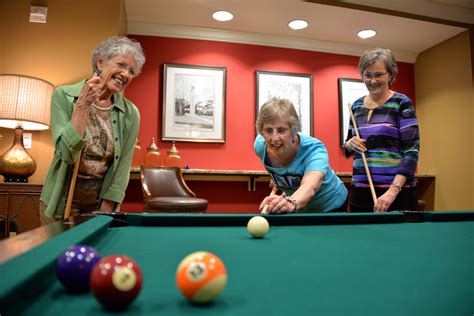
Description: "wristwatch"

(391, 182), (402, 192)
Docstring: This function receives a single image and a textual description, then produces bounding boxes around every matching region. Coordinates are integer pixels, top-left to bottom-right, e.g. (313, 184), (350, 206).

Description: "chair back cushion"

(142, 167), (192, 198)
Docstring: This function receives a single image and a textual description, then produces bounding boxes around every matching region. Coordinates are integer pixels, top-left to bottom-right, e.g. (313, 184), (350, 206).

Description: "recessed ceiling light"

(212, 10), (234, 22)
(357, 29), (377, 39)
(288, 20), (308, 30)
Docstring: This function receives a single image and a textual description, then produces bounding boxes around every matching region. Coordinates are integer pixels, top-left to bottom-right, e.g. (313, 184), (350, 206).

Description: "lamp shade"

(0, 74), (53, 130)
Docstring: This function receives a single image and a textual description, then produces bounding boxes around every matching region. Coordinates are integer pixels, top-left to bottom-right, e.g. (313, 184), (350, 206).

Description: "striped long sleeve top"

(345, 92), (420, 189)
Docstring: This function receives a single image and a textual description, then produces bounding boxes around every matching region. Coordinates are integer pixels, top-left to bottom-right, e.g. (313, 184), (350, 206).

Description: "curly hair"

(91, 36), (145, 75)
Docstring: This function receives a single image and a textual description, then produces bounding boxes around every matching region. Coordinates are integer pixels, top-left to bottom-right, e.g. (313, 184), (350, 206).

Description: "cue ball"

(247, 216), (270, 238)
(176, 251), (227, 304)
(90, 255), (143, 310)
(56, 244), (101, 293)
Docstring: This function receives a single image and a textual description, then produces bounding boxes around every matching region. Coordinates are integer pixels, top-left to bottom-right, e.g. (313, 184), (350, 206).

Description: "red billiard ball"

(56, 244), (101, 293)
(90, 255), (142, 310)
(176, 251), (227, 304)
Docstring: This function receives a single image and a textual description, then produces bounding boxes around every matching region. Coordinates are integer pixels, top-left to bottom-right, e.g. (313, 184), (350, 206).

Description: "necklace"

(363, 96), (380, 110)
(92, 99), (113, 111)
(363, 91), (394, 122)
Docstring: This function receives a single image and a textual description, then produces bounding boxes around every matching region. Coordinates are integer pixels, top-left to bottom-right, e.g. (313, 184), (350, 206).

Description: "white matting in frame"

(338, 78), (368, 147)
(162, 63), (226, 143)
(256, 70), (313, 136)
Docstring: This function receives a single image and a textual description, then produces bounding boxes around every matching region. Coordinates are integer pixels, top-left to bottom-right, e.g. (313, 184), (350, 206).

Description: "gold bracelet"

(284, 196), (298, 211)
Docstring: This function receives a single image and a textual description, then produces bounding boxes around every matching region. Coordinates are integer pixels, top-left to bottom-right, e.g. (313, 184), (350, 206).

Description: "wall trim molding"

(128, 22), (417, 63)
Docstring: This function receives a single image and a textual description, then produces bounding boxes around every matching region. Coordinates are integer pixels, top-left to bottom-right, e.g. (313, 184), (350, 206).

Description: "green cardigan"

(40, 80), (140, 218)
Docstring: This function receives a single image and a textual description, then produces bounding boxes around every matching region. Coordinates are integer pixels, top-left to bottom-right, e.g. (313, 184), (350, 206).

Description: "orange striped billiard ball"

(176, 251), (227, 304)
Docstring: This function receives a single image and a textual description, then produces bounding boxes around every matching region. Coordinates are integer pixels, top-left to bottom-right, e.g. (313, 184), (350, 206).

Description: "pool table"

(0, 211), (473, 316)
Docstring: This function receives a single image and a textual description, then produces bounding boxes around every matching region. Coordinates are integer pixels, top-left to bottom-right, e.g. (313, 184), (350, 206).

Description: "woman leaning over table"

(344, 48), (420, 212)
(255, 98), (347, 214)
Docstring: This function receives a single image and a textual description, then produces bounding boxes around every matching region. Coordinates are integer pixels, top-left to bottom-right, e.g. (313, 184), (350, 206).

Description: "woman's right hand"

(260, 194), (296, 214)
(345, 136), (367, 153)
(76, 76), (102, 107)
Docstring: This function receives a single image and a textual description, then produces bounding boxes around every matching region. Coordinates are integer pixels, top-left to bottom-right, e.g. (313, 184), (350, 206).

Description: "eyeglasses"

(363, 71), (388, 80)
(262, 127), (290, 137)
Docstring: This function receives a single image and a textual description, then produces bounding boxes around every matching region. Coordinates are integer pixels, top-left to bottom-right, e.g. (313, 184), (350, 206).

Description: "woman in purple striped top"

(344, 48), (420, 212)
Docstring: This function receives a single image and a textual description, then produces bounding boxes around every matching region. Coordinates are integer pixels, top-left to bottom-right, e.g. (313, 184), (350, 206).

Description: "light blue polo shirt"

(254, 133), (347, 212)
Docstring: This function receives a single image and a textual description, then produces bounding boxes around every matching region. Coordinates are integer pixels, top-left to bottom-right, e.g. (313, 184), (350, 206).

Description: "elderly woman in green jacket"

(40, 36), (145, 224)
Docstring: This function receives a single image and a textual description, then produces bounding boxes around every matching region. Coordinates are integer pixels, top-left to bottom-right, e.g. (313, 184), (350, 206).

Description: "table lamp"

(0, 74), (53, 182)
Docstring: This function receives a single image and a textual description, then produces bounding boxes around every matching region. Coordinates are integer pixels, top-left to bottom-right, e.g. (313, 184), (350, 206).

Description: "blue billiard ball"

(56, 244), (101, 293)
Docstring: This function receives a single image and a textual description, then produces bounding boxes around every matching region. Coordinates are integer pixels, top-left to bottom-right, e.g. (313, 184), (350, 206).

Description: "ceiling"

(125, 0), (474, 63)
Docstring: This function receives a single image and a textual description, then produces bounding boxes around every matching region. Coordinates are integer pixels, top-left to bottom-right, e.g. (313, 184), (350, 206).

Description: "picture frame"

(256, 70), (313, 136)
(338, 78), (368, 147)
(162, 63), (226, 143)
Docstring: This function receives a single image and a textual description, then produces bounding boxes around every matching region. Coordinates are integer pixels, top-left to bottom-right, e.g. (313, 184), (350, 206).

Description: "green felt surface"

(1, 213), (473, 316)
(0, 215), (113, 308)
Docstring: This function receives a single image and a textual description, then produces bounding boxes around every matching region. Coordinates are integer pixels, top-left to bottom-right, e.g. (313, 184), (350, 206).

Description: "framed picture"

(338, 78), (368, 147)
(256, 70), (313, 136)
(162, 63), (226, 143)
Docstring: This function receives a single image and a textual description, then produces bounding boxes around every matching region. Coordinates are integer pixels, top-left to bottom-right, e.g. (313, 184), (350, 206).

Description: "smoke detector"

(29, 6), (48, 23)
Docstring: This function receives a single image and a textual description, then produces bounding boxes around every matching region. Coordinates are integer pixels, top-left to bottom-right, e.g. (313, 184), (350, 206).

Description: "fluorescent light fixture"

(212, 11), (234, 22)
(357, 29), (377, 39)
(288, 20), (308, 30)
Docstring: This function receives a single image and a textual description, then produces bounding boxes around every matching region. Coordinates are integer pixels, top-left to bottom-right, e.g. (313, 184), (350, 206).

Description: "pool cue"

(261, 186), (278, 214)
(63, 151), (82, 219)
(347, 103), (377, 205)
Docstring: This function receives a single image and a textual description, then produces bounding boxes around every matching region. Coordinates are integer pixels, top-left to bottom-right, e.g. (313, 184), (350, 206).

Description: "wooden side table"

(0, 183), (42, 238)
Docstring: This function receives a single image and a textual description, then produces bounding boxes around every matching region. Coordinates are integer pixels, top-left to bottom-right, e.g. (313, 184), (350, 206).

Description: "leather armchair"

(140, 166), (208, 213)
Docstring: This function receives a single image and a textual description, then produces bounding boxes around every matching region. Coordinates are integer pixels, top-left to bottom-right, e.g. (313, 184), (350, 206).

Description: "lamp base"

(2, 175), (29, 183)
(0, 127), (36, 183)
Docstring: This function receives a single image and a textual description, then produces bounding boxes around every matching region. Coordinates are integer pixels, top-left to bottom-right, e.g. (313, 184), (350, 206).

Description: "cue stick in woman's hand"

(261, 186), (278, 215)
(64, 151), (82, 219)
(347, 103), (377, 205)
(64, 70), (102, 220)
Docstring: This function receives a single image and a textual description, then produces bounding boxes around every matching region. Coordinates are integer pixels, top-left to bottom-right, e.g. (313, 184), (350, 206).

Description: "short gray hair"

(256, 98), (301, 136)
(358, 48), (398, 85)
(91, 36), (145, 75)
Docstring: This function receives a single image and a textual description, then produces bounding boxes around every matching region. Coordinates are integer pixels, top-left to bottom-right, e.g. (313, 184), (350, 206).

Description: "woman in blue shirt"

(255, 98), (347, 213)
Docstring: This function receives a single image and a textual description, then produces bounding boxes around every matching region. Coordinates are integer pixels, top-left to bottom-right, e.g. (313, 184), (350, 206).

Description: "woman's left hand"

(100, 199), (116, 212)
(374, 190), (397, 212)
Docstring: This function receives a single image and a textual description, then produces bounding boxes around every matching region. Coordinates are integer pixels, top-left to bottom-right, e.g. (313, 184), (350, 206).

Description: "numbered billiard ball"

(247, 216), (270, 238)
(90, 255), (143, 310)
(56, 244), (101, 293)
(176, 251), (227, 304)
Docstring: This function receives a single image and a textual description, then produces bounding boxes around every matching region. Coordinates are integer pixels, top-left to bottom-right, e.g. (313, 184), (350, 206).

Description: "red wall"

(122, 35), (415, 213)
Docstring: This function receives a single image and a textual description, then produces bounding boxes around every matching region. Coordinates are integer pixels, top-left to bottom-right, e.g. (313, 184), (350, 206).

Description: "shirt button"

(115, 156), (119, 159)
(115, 137), (118, 141)
(113, 120), (117, 124)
